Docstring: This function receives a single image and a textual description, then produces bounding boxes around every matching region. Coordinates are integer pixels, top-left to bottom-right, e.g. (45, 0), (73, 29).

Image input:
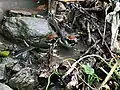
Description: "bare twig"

(87, 21), (91, 45)
(99, 67), (109, 75)
(23, 40), (29, 47)
(14, 47), (35, 58)
(77, 74), (94, 90)
(62, 54), (105, 79)
(102, 5), (111, 45)
(99, 61), (119, 89)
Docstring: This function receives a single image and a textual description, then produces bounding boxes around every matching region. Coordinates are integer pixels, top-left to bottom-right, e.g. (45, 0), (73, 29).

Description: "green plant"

(0, 51), (10, 57)
(82, 63), (101, 85)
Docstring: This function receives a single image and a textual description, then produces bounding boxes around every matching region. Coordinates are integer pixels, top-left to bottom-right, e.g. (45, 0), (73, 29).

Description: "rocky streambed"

(0, 9), (89, 90)
(0, 0), (119, 89)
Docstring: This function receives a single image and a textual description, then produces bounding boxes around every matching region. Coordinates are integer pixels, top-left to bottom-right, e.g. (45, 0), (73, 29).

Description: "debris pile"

(0, 0), (119, 90)
(46, 0), (120, 90)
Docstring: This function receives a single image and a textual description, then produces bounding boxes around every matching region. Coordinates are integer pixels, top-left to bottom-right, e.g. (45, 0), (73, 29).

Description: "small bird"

(47, 33), (58, 41)
(66, 35), (77, 45)
(67, 35), (77, 41)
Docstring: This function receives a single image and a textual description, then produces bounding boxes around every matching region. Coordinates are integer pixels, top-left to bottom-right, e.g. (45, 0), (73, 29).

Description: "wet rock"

(0, 83), (13, 90)
(9, 67), (38, 90)
(0, 43), (9, 51)
(0, 64), (6, 80)
(0, 57), (18, 81)
(0, 35), (16, 51)
(9, 9), (39, 17)
(0, 8), (3, 22)
(12, 63), (22, 72)
(1, 57), (18, 68)
(0, 17), (52, 46)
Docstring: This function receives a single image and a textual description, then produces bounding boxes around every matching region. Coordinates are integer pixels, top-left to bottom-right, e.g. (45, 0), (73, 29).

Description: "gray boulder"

(2, 57), (18, 68)
(0, 57), (18, 81)
(0, 17), (51, 45)
(0, 83), (13, 90)
(9, 67), (38, 90)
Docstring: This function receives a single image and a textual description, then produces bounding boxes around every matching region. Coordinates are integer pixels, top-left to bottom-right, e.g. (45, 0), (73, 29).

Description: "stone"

(2, 57), (18, 68)
(12, 64), (22, 72)
(9, 67), (38, 90)
(9, 9), (39, 17)
(0, 83), (13, 90)
(0, 57), (18, 80)
(0, 8), (3, 22)
(0, 17), (52, 46)
(0, 64), (6, 80)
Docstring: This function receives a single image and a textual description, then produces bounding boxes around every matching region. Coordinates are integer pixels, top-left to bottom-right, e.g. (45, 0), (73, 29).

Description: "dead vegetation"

(42, 0), (120, 90)
(0, 0), (120, 90)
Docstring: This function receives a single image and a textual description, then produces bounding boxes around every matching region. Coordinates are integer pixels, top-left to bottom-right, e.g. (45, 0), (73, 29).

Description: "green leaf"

(89, 74), (95, 85)
(89, 74), (101, 85)
(0, 51), (10, 57)
(81, 63), (94, 75)
(115, 50), (120, 55)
